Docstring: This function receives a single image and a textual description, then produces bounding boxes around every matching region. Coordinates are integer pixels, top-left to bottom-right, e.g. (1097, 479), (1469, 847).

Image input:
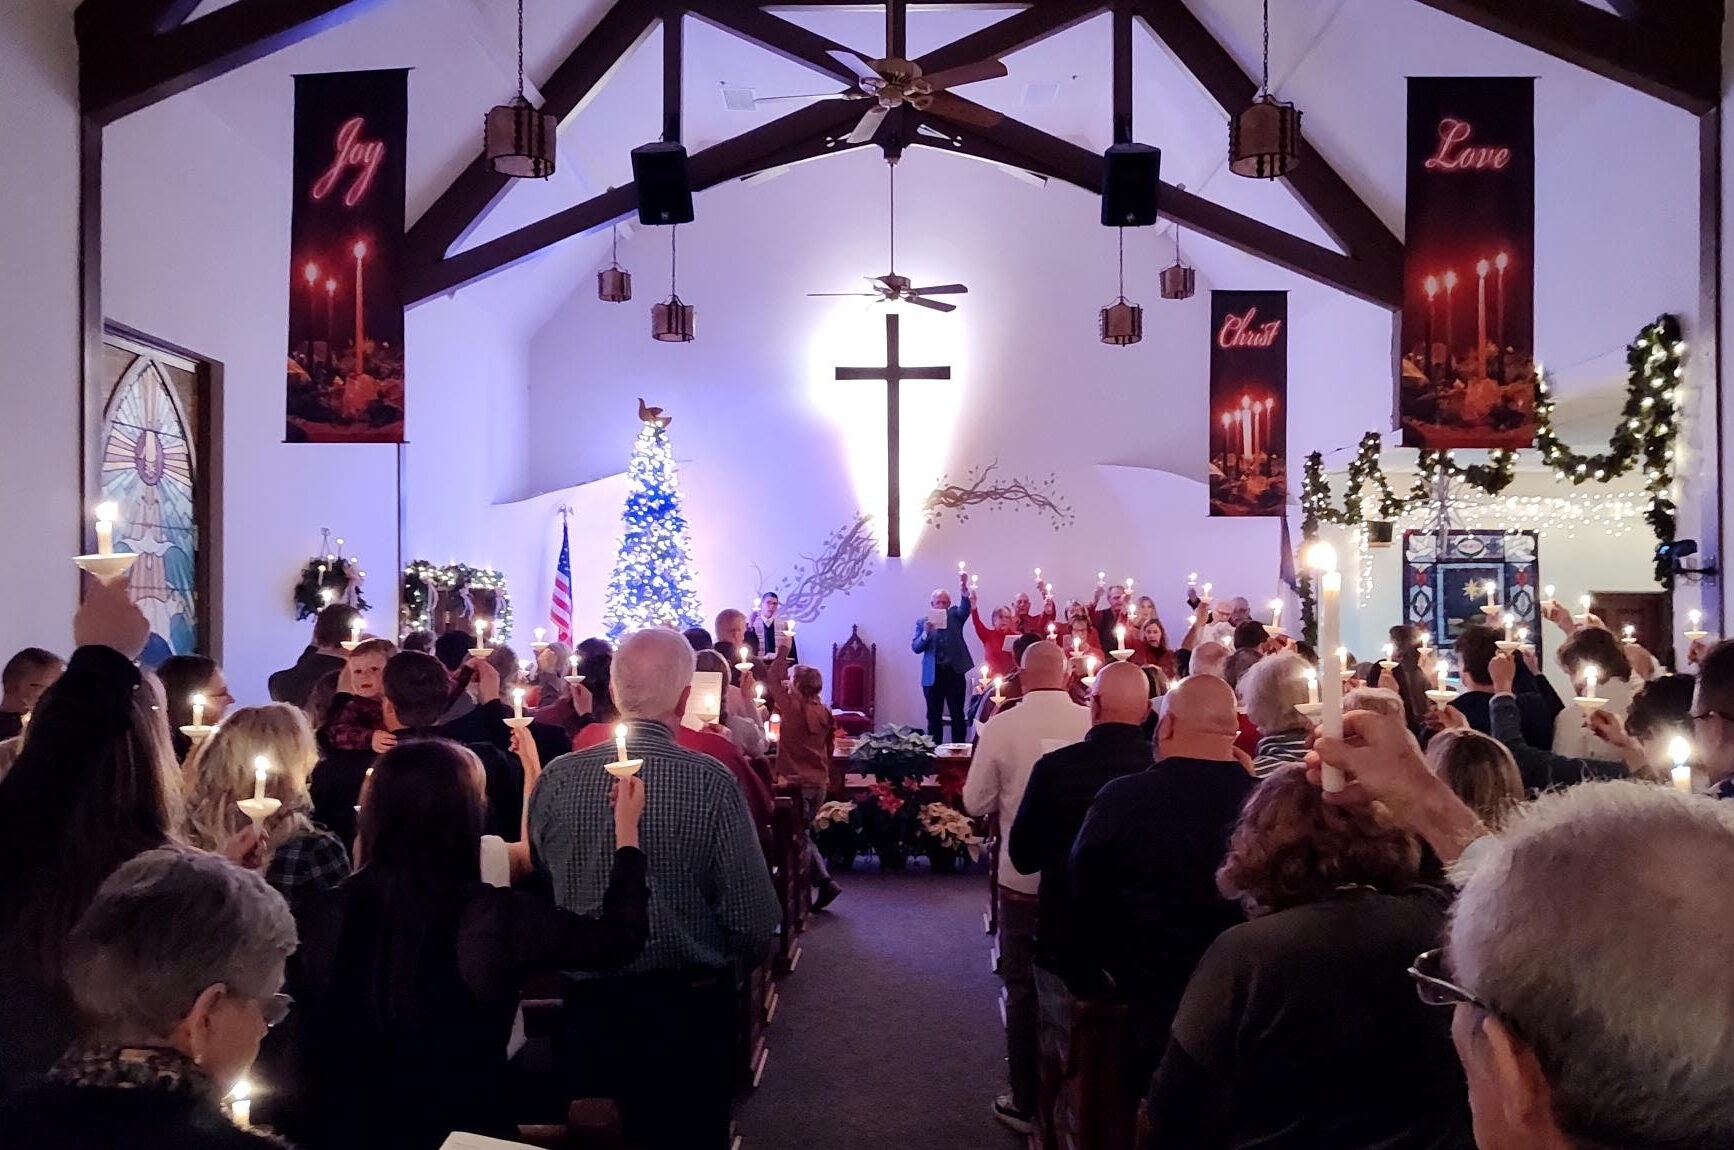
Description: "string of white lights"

(1394, 490), (1646, 540)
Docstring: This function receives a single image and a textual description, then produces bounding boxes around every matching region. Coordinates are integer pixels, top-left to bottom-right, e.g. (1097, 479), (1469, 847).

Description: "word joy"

(310, 116), (386, 208)
(1423, 117), (1512, 172)
(1217, 307), (1283, 349)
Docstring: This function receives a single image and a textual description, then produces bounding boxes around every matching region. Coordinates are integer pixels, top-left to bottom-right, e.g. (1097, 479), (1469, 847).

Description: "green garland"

(292, 556), (369, 621)
(401, 560), (514, 640)
(1296, 314), (1684, 646)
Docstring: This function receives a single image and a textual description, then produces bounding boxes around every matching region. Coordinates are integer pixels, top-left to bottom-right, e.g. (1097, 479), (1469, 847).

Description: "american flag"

(550, 516), (573, 645)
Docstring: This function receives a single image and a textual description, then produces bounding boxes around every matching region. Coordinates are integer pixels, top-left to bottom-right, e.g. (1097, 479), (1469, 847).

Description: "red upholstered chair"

(831, 625), (876, 736)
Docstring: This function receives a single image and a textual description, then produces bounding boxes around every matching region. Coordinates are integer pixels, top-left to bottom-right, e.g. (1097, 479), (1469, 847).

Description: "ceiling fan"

(753, 6), (1008, 145)
(807, 161), (967, 313)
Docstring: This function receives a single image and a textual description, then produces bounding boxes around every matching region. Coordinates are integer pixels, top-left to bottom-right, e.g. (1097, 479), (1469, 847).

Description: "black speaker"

(1100, 143), (1161, 227)
(631, 141), (694, 225)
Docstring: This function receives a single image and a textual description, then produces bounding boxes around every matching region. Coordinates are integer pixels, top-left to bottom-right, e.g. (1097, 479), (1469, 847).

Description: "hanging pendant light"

(598, 224), (632, 302)
(1159, 222), (1196, 300)
(484, 0), (556, 179)
(651, 225), (694, 343)
(1099, 228), (1143, 347)
(1229, 0), (1301, 180)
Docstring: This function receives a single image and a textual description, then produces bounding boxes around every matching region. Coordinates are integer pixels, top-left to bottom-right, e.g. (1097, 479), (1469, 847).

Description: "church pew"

(984, 813), (1002, 938)
(514, 1099), (627, 1149)
(1037, 997), (1134, 1150)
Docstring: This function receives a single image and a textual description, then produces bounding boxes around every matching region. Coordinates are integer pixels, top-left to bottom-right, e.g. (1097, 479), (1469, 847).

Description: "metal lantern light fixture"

(1159, 222), (1196, 300)
(651, 226), (694, 343)
(1228, 0), (1301, 180)
(484, 0), (556, 179)
(597, 224), (631, 302)
(1099, 228), (1143, 347)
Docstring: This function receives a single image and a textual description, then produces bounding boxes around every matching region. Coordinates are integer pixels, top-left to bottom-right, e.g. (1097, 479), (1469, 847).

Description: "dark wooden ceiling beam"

(664, 7), (684, 142)
(911, 105), (1402, 308)
(79, 0), (385, 125)
(406, 99), (865, 303)
(74, 0), (202, 41)
(915, 0), (1108, 77)
(683, 0), (860, 86)
(403, 0), (660, 271)
(1408, 0), (1718, 114)
(1130, 0), (1400, 275)
(1111, 2), (1132, 145)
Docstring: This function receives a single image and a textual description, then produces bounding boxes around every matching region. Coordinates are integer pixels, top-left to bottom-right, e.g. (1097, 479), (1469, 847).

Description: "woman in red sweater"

(1129, 617), (1180, 677)
(972, 601), (1022, 680)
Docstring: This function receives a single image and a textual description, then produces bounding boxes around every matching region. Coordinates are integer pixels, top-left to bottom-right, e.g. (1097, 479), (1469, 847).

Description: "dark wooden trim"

(910, 107), (1402, 307)
(403, 0), (660, 270)
(406, 99), (865, 302)
(80, 0), (385, 125)
(663, 7), (684, 143)
(75, 0), (203, 40)
(78, 115), (103, 561)
(915, 0), (1107, 77)
(888, 0), (907, 60)
(1111, 2), (1132, 146)
(1408, 0), (1718, 114)
(1700, 108), (1726, 624)
(683, 0), (859, 86)
(1130, 0), (1401, 274)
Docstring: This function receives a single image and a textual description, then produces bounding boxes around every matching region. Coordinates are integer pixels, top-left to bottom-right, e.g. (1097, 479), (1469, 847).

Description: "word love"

(1423, 117), (1512, 172)
(310, 116), (386, 208)
(1217, 307), (1283, 349)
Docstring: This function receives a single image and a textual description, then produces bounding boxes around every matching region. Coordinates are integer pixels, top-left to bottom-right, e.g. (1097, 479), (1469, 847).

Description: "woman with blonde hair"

(1424, 728), (1525, 832)
(184, 703), (349, 911)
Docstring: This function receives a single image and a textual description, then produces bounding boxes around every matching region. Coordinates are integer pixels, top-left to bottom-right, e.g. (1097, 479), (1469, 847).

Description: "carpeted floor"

(734, 868), (1027, 1150)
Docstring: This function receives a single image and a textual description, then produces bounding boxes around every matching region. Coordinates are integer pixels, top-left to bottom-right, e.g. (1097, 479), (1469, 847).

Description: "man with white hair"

(965, 639), (1091, 1133)
(1316, 707), (1734, 1149)
(531, 627), (779, 1150)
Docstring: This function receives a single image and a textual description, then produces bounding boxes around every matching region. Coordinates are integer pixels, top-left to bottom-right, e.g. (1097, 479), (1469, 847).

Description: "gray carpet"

(735, 868), (1027, 1150)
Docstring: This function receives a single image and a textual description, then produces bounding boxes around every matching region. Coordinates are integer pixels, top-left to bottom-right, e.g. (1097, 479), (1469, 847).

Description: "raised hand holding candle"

(1306, 542), (1344, 791)
(1670, 736), (1694, 793)
(1097, 571), (1106, 587)
(94, 502), (118, 555)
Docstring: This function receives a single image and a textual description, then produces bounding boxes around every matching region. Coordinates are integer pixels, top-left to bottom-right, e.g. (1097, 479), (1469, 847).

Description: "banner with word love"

(1209, 290), (1288, 518)
(286, 69), (408, 443)
(1400, 77), (1535, 449)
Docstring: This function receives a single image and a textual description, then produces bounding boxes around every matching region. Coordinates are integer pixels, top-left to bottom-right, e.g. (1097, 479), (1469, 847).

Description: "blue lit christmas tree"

(603, 418), (703, 639)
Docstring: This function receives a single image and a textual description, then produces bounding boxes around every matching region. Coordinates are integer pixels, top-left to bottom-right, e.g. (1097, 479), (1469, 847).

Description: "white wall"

(0, 0), (82, 657)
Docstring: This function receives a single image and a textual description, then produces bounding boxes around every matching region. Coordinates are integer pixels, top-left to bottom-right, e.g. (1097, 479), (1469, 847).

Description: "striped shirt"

(529, 719), (779, 974)
(1253, 731), (1311, 778)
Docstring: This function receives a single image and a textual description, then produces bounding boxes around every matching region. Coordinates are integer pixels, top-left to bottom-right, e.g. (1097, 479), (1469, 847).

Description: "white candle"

(1047, 623), (1057, 639)
(1622, 623), (1636, 642)
(1086, 655), (1098, 675)
(94, 501), (118, 555)
(704, 693), (718, 717)
(252, 756), (269, 802)
(1115, 625), (1126, 647)
(1382, 642), (1395, 663)
(512, 687), (525, 719)
(1187, 614), (1197, 627)
(1518, 626), (1529, 646)
(1502, 613), (1514, 641)
(1202, 581), (1214, 597)
(1336, 646), (1349, 675)
(1125, 577), (1135, 594)
(1097, 571), (1106, 586)
(350, 617), (364, 644)
(1583, 664), (1600, 699)
(1308, 542), (1344, 790)
(534, 626), (546, 644)
(1269, 599), (1283, 629)
(1434, 657), (1450, 691)
(1304, 668), (1318, 704)
(614, 723), (628, 762)
(475, 618), (490, 647)
(1670, 736), (1693, 793)
(190, 693), (206, 729)
(1034, 567), (1042, 581)
(229, 1079), (251, 1130)
(1543, 583), (1556, 604)
(1578, 594), (1592, 619)
(568, 653), (580, 673)
(992, 675), (1005, 701)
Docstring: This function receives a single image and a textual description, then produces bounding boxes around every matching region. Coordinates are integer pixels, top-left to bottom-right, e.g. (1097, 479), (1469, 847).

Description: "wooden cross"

(835, 312), (950, 558)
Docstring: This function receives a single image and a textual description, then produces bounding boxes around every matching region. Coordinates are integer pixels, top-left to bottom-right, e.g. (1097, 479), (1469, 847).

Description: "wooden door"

(1592, 590), (1672, 664)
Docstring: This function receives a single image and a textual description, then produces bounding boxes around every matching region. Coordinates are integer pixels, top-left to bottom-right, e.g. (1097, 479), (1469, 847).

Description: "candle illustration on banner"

(1443, 269), (1458, 363)
(1494, 251), (1509, 379)
(1307, 542), (1344, 791)
(1424, 275), (1438, 376)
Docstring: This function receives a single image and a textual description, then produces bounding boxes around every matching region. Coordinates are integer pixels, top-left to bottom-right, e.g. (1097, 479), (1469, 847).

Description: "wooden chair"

(831, 625), (877, 735)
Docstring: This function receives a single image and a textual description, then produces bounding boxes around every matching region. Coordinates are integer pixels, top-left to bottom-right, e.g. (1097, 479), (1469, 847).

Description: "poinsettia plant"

(849, 725), (937, 787)
(917, 802), (984, 861)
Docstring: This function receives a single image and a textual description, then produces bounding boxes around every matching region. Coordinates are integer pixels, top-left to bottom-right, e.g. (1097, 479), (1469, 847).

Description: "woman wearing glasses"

(0, 847), (296, 1149)
(1140, 766), (1473, 1149)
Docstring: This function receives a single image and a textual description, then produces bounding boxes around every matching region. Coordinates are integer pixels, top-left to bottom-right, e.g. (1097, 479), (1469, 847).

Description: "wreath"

(1296, 314), (1684, 645)
(292, 556), (369, 620)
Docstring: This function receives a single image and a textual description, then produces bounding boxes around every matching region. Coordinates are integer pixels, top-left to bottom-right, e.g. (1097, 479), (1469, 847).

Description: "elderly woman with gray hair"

(0, 847), (295, 1148)
(1237, 651), (1315, 777)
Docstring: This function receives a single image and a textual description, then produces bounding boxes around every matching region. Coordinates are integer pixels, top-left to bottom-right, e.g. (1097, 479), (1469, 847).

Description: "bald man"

(964, 639), (1091, 1133)
(1068, 673), (1256, 1097)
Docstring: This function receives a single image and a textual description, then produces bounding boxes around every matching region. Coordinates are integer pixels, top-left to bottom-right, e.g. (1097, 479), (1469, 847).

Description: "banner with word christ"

(1208, 290), (1288, 518)
(1400, 77), (1535, 449)
(286, 69), (408, 443)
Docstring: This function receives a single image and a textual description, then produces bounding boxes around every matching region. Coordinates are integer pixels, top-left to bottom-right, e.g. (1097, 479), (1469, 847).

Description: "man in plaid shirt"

(532, 627), (778, 1150)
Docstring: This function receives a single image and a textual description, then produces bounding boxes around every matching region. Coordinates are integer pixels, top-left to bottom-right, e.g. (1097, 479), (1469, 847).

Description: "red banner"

(1209, 290), (1287, 518)
(1400, 77), (1535, 449)
(286, 70), (407, 443)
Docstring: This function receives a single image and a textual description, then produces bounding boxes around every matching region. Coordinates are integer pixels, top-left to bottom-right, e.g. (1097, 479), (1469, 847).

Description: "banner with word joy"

(1209, 290), (1288, 518)
(1400, 77), (1535, 449)
(286, 69), (408, 443)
